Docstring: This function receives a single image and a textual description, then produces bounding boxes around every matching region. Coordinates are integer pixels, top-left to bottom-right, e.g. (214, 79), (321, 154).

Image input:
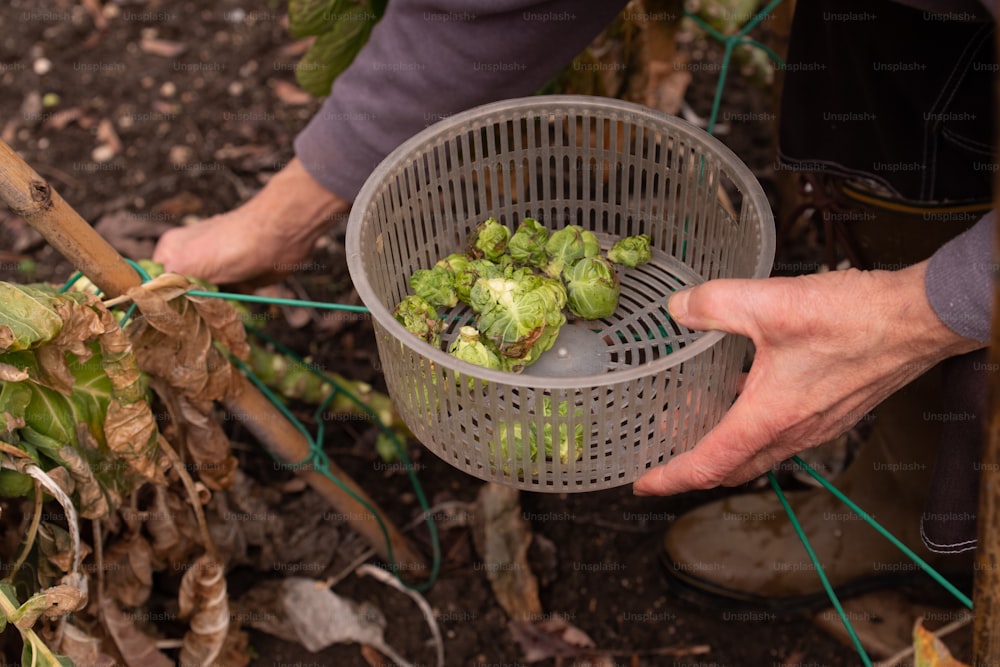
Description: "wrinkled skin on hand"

(633, 261), (984, 496)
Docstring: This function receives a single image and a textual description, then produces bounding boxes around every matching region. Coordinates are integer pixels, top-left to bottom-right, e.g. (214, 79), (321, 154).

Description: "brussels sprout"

(543, 225), (600, 278)
(608, 234), (652, 268)
(469, 277), (548, 358)
(508, 217), (550, 268)
(564, 256), (620, 320)
(449, 326), (503, 371)
(435, 253), (475, 303)
(467, 217), (510, 261)
(449, 326), (504, 389)
(409, 265), (459, 308)
(393, 295), (443, 348)
(494, 397), (584, 465)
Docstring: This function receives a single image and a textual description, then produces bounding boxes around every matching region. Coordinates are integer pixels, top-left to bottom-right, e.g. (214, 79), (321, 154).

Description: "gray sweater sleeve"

(294, 0), (629, 200)
(925, 212), (995, 343)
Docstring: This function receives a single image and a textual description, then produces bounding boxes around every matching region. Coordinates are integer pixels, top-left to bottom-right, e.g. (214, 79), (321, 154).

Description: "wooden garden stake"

(0, 138), (426, 576)
(973, 50), (1000, 664)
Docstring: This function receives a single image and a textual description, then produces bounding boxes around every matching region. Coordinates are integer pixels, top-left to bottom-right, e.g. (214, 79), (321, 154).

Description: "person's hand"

(633, 261), (984, 496)
(152, 158), (351, 285)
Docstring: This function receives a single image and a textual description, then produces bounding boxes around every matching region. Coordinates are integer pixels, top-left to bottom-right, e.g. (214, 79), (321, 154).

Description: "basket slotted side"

(349, 97), (772, 492)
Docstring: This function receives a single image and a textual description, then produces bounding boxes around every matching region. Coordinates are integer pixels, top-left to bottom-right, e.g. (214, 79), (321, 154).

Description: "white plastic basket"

(347, 96), (774, 492)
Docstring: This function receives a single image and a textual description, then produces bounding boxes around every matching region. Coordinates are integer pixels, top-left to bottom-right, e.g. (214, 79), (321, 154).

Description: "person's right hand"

(153, 158), (350, 285)
(633, 261), (985, 496)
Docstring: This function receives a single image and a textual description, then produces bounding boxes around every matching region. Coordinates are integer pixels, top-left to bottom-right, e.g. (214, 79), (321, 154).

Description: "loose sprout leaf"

(288, 0), (344, 38)
(296, 8), (376, 97)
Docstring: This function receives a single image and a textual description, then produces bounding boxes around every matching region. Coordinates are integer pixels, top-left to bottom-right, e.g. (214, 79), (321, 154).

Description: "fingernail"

(667, 290), (689, 320)
(633, 485), (650, 497)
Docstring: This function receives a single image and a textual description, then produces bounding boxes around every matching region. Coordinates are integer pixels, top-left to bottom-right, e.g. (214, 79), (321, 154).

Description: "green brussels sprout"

(449, 326), (503, 371)
(467, 217), (510, 261)
(435, 253), (475, 304)
(393, 295), (443, 348)
(449, 326), (504, 389)
(563, 256), (620, 320)
(409, 265), (459, 308)
(607, 234), (652, 268)
(494, 397), (585, 465)
(544, 225), (599, 278)
(508, 217), (550, 267)
(469, 277), (548, 358)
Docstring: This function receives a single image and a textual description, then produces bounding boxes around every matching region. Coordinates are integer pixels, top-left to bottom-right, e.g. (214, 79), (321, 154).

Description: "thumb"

(668, 280), (760, 338)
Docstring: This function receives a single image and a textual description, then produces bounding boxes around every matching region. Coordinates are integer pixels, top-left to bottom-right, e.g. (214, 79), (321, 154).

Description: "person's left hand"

(633, 262), (984, 496)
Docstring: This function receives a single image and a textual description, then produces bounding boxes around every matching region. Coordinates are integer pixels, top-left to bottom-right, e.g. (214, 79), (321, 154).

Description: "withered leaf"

(57, 622), (118, 667)
(173, 396), (236, 490)
(179, 555), (229, 667)
(508, 617), (596, 664)
(103, 534), (154, 608)
(913, 618), (969, 666)
(145, 485), (201, 568)
(100, 596), (173, 667)
(61, 439), (111, 519)
(127, 275), (244, 402)
(0, 362), (29, 382)
(105, 399), (163, 485)
(41, 581), (88, 620)
(472, 483), (543, 622)
(138, 37), (188, 58)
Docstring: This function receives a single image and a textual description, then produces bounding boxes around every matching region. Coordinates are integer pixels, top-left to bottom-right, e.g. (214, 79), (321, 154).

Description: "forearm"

(294, 0), (629, 200)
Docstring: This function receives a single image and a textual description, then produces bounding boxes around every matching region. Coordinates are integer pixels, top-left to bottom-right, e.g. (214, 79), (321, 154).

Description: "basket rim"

(346, 95), (775, 389)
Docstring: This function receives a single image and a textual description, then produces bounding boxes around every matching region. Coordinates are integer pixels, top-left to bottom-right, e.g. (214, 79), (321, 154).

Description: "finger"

(633, 394), (776, 496)
(668, 280), (763, 339)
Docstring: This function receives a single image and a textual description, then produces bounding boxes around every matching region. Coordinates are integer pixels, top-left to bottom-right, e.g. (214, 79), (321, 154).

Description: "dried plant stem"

(8, 476), (43, 580)
(158, 435), (219, 562)
(92, 519), (105, 605)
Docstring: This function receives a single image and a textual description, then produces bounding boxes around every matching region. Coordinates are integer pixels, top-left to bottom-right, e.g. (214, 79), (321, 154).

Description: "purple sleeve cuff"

(294, 0), (629, 201)
(924, 212), (994, 343)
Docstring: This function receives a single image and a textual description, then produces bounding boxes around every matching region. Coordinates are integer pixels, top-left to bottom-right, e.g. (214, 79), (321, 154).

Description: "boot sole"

(658, 549), (922, 614)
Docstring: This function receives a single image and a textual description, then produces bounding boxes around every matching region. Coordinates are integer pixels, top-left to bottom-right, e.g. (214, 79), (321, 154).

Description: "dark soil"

(0, 2), (967, 666)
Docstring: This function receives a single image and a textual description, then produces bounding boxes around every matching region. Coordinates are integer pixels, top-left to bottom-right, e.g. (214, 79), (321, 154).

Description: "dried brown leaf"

(43, 108), (86, 130)
(145, 485), (202, 567)
(36, 294), (107, 394)
(127, 276), (243, 402)
(173, 396), (237, 490)
(150, 192), (204, 218)
(472, 483), (543, 621)
(42, 582), (88, 619)
(914, 618), (969, 666)
(269, 79), (313, 106)
(508, 617), (596, 663)
(105, 399), (163, 485)
(57, 622), (118, 667)
(178, 555), (229, 667)
(104, 534), (154, 608)
(100, 596), (174, 667)
(62, 438), (111, 519)
(96, 119), (123, 155)
(139, 37), (188, 58)
(188, 295), (250, 361)
(37, 522), (76, 576)
(0, 361), (29, 382)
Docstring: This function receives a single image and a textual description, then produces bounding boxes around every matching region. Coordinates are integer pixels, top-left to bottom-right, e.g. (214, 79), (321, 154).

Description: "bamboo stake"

(973, 35), (1000, 663)
(0, 138), (426, 576)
